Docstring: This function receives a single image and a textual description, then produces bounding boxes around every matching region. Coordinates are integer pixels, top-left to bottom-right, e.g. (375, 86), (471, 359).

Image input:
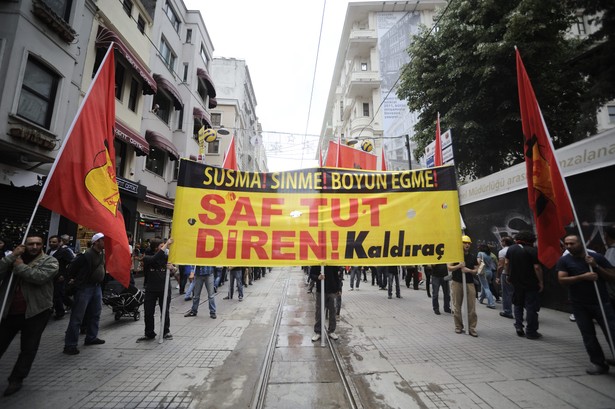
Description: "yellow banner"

(169, 161), (464, 267)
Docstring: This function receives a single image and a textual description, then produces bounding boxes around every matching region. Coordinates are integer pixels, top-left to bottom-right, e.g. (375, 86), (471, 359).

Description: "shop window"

(163, 0), (180, 32)
(17, 56), (59, 129)
(145, 148), (166, 177)
(152, 92), (172, 124)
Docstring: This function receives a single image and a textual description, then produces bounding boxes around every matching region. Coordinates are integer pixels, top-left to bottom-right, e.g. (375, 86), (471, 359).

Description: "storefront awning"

(145, 130), (179, 161)
(114, 120), (149, 156)
(196, 68), (216, 98)
(153, 73), (183, 109)
(96, 26), (157, 94)
(208, 97), (217, 109)
(139, 211), (173, 223)
(193, 106), (212, 128)
(144, 191), (174, 210)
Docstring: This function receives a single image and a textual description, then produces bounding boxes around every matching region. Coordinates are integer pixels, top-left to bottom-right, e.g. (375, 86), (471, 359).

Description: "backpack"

(65, 251), (95, 293)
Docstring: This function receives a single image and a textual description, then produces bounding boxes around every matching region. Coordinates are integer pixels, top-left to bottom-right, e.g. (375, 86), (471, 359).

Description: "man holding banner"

(309, 266), (342, 342)
(448, 236), (479, 337)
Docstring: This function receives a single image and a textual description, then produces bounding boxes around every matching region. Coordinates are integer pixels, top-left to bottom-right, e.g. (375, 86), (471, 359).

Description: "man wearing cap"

(63, 232), (106, 355)
(447, 235), (479, 337)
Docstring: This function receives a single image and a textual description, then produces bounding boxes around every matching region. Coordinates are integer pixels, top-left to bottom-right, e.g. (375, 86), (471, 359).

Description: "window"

(200, 45), (208, 64)
(186, 29), (192, 43)
(211, 113), (221, 127)
(163, 0), (180, 32)
(137, 15), (146, 33)
(114, 139), (127, 177)
(197, 79), (207, 101)
(207, 140), (220, 154)
(173, 160), (180, 180)
(361, 62), (368, 71)
(122, 0), (133, 16)
(608, 106), (615, 124)
(17, 56), (59, 129)
(128, 77), (139, 112)
(159, 37), (176, 71)
(339, 100), (344, 120)
(363, 102), (369, 117)
(45, 0), (72, 21)
(177, 108), (183, 130)
(115, 63), (125, 100)
(152, 93), (172, 124)
(575, 15), (586, 35)
(182, 63), (189, 82)
(145, 148), (166, 177)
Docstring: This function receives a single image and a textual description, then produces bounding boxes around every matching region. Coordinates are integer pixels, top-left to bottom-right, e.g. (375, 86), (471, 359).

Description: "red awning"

(193, 106), (212, 128)
(208, 97), (217, 109)
(153, 74), (183, 110)
(145, 130), (179, 161)
(196, 68), (216, 98)
(96, 26), (157, 95)
(144, 191), (174, 209)
(114, 120), (149, 156)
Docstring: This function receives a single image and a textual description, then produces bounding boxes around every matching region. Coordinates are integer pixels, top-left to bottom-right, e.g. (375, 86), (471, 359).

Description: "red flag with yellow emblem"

(40, 45), (131, 287)
(516, 48), (574, 268)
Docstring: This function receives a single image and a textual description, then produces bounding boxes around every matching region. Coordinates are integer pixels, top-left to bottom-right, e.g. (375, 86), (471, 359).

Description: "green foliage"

(397, 0), (613, 179)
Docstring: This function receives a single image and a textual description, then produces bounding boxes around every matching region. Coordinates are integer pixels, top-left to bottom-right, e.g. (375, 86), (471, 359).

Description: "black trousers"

(0, 309), (52, 382)
(143, 289), (171, 338)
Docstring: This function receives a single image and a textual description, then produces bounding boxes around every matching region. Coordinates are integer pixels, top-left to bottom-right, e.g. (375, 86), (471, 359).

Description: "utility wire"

(300, 0), (328, 167)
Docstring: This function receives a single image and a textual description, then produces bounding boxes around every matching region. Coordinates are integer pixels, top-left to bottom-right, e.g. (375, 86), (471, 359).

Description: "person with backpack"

(63, 233), (106, 355)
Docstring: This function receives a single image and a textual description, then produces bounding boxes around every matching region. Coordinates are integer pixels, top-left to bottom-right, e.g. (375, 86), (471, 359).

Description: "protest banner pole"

(320, 265), (326, 347)
(461, 272), (469, 335)
(159, 263), (171, 344)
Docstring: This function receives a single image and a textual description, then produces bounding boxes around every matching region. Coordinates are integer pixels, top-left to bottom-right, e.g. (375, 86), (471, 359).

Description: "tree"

(397, 0), (614, 179)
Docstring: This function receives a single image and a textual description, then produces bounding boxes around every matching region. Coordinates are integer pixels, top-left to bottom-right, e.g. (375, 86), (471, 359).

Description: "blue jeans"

(572, 301), (615, 365)
(191, 274), (216, 315)
(387, 271), (400, 297)
(350, 267), (361, 289)
(513, 289), (540, 335)
(478, 273), (495, 306)
(228, 268), (243, 299)
(501, 273), (513, 315)
(64, 284), (102, 347)
(432, 276), (450, 312)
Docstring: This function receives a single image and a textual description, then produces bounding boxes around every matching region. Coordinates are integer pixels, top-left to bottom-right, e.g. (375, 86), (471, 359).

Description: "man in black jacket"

(137, 238), (173, 342)
(47, 235), (74, 319)
(309, 265), (342, 341)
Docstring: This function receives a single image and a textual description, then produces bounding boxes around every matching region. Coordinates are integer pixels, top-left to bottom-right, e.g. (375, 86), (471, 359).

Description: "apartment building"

(320, 1), (445, 171)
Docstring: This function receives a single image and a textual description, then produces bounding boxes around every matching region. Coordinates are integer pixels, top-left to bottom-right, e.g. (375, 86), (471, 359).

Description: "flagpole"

(537, 103), (615, 360)
(0, 44), (116, 320)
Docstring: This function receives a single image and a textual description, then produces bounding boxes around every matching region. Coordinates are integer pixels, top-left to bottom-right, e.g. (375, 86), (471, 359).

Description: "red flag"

(516, 48), (574, 268)
(434, 113), (443, 167)
(381, 146), (388, 171)
(40, 46), (131, 287)
(223, 135), (238, 170)
(324, 141), (377, 169)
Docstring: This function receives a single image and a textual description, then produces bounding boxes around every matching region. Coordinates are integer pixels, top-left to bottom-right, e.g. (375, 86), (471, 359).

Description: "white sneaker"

(328, 332), (339, 340)
(311, 333), (321, 342)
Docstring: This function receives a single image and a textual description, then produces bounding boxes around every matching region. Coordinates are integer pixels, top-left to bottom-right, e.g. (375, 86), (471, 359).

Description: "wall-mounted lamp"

(217, 125), (230, 136)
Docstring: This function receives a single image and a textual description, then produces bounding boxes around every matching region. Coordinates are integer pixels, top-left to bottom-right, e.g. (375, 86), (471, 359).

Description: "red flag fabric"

(223, 135), (238, 170)
(324, 141), (377, 170)
(40, 46), (131, 287)
(516, 48), (574, 268)
(434, 113), (443, 167)
(381, 146), (388, 171)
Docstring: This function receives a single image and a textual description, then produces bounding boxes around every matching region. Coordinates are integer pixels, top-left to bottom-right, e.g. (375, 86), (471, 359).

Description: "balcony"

(347, 29), (376, 60)
(349, 116), (374, 137)
(346, 71), (380, 98)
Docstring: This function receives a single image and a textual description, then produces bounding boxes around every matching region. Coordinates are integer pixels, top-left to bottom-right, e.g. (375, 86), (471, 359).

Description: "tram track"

(250, 268), (361, 409)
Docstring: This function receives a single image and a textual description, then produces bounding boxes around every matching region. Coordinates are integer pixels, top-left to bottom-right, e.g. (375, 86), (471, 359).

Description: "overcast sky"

(184, 0), (352, 171)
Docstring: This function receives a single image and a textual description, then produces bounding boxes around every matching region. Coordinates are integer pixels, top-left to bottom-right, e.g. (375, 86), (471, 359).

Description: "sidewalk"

(1, 268), (615, 408)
